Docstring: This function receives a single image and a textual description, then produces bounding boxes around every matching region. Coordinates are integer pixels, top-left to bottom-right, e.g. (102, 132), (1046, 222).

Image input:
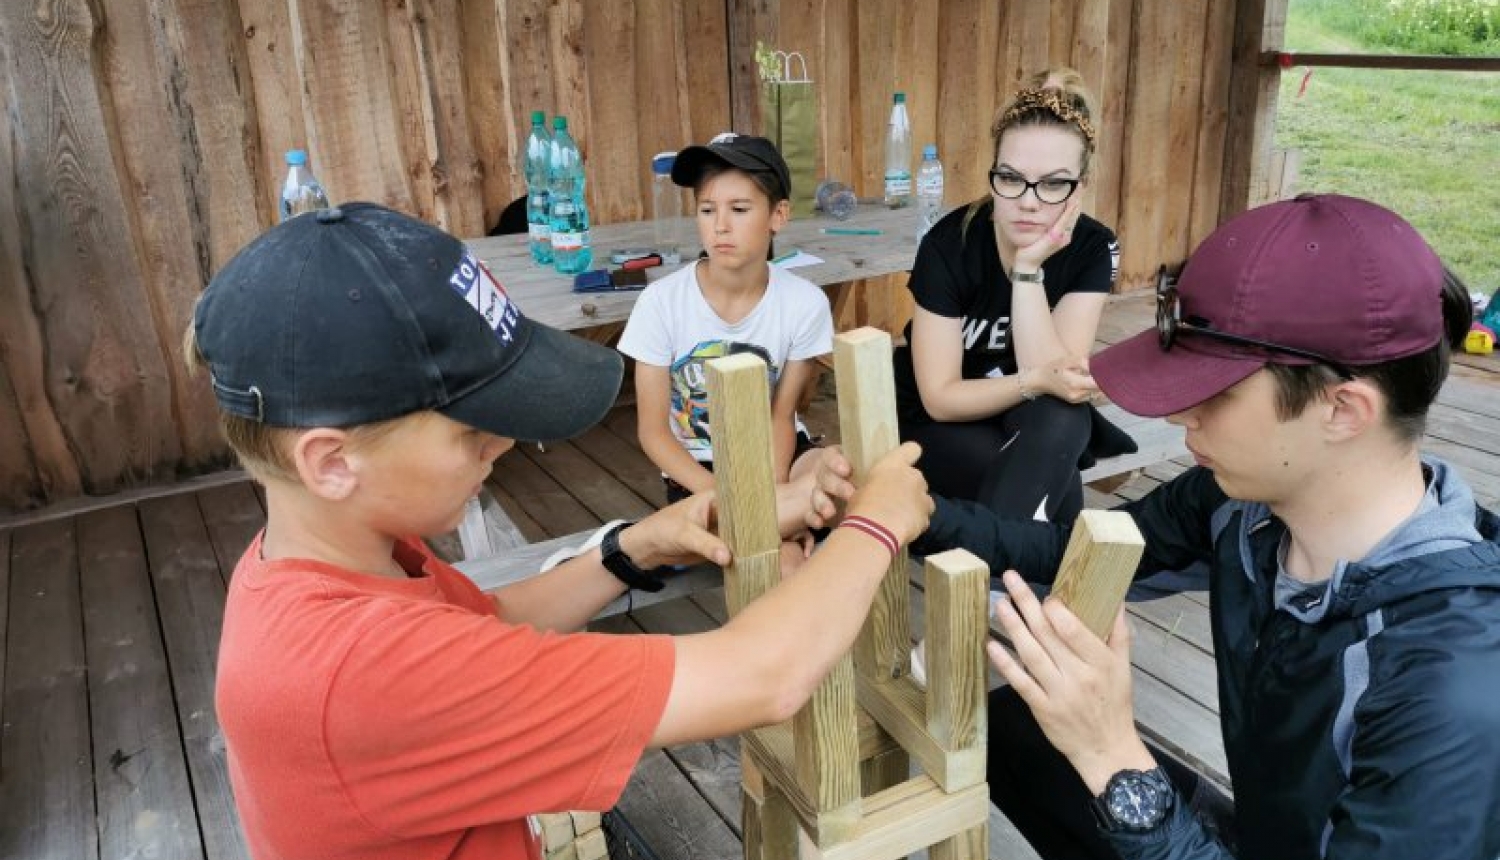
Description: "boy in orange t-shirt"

(190, 202), (931, 860)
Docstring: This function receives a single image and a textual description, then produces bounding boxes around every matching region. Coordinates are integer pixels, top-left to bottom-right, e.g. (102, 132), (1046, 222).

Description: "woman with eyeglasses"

(892, 68), (1134, 526)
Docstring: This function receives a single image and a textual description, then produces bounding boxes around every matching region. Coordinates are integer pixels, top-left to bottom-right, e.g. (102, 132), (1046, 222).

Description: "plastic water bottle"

(279, 150), (330, 222)
(524, 111), (553, 264)
(651, 152), (686, 265)
(548, 116), (592, 274)
(883, 93), (912, 209)
(916, 144), (945, 239)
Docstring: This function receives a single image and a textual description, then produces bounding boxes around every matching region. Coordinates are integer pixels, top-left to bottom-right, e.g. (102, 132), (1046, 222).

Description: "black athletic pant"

(988, 687), (1238, 857)
(903, 397), (1091, 524)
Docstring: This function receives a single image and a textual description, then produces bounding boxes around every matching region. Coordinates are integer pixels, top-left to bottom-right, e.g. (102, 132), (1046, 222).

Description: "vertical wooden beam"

(1189, 0), (1239, 248)
(0, 0), (183, 495)
(924, 549), (988, 754)
(1220, 0), (1288, 220)
(1051, 510), (1145, 639)
(704, 352), (782, 614)
(929, 822), (989, 860)
(742, 752), (800, 860)
(833, 328), (911, 684)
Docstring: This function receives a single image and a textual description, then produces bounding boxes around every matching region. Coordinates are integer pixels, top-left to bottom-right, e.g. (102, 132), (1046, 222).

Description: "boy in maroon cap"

(820, 194), (1499, 859)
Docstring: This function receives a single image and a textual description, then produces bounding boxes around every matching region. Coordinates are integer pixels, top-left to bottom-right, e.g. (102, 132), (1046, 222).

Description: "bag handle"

(774, 50), (812, 83)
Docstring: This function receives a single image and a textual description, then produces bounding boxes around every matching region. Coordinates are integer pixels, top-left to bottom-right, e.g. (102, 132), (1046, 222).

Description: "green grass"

(1276, 1), (1500, 295)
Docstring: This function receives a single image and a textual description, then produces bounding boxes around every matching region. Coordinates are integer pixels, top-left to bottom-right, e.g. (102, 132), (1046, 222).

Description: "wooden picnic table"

(467, 204), (924, 332)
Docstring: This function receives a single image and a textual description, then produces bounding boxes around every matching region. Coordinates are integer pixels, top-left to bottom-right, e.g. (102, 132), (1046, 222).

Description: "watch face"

(1104, 770), (1171, 831)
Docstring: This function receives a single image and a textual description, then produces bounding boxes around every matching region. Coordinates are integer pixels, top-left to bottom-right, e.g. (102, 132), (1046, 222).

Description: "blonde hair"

(183, 319), (408, 484)
(962, 67), (1099, 238)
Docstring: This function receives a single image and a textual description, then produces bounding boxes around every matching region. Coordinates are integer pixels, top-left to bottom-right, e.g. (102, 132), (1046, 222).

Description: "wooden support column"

(707, 352), (861, 844)
(833, 328), (913, 686)
(1051, 510), (1146, 639)
(833, 327), (912, 795)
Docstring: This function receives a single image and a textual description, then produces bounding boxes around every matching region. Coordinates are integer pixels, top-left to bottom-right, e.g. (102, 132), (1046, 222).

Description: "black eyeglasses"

(989, 170), (1079, 205)
(1155, 267), (1353, 379)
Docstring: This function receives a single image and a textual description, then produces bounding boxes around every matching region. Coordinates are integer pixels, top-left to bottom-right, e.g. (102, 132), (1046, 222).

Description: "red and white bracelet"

(839, 515), (900, 559)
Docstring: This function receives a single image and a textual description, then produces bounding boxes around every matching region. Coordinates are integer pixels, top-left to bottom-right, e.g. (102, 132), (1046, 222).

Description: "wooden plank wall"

(0, 0), (1278, 512)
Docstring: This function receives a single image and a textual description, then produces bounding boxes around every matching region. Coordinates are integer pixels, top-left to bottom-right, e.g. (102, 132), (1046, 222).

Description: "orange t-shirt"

(216, 534), (674, 860)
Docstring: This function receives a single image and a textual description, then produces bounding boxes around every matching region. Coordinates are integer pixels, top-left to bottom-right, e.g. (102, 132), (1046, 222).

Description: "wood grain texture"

(924, 549), (988, 753)
(0, 519), (96, 859)
(1050, 509), (1146, 639)
(100, 0), (250, 467)
(832, 329), (911, 683)
(0, 0), (182, 500)
(79, 505), (205, 860)
(139, 494), (249, 860)
(705, 353), (783, 559)
(238, 0), (310, 217)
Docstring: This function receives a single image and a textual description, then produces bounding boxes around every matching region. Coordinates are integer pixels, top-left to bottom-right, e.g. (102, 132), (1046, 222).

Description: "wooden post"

(707, 352), (861, 842)
(833, 328), (913, 685)
(705, 353), (784, 614)
(924, 550), (988, 755)
(1050, 510), (1146, 639)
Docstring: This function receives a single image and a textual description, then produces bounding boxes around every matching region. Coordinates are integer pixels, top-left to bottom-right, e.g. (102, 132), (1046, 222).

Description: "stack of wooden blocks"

(536, 811), (608, 860)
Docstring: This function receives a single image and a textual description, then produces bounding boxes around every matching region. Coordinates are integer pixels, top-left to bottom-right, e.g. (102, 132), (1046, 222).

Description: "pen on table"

(771, 248), (800, 264)
(821, 227), (882, 236)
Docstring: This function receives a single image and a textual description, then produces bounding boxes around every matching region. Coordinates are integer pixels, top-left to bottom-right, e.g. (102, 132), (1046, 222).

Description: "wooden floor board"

(78, 505), (206, 860)
(519, 439), (656, 523)
(490, 446), (601, 537)
(0, 518), (97, 860)
(592, 612), (744, 860)
(0, 527), (9, 771)
(137, 495), (249, 860)
(572, 423), (672, 509)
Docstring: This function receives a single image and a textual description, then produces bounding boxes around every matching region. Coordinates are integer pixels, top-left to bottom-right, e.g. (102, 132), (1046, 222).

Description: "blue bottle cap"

(285, 149), (308, 165)
(553, 116), (568, 131)
(894, 92), (906, 104)
(652, 153), (676, 175)
(923, 144), (937, 159)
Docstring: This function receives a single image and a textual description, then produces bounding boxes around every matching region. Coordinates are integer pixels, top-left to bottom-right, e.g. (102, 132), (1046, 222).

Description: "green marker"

(822, 227), (882, 236)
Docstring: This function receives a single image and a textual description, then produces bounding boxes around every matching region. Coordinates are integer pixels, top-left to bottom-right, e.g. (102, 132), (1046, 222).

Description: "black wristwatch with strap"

(1089, 766), (1175, 833)
(599, 522), (666, 592)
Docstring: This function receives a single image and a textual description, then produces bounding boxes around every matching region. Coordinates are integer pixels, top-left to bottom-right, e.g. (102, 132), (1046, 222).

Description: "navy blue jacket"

(923, 459), (1500, 859)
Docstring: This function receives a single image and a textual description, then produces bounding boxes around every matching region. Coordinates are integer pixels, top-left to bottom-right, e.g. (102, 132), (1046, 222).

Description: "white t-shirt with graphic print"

(618, 261), (833, 463)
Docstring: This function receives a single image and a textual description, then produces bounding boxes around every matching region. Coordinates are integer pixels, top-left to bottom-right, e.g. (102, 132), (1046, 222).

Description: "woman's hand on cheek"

(1013, 196), (1084, 273)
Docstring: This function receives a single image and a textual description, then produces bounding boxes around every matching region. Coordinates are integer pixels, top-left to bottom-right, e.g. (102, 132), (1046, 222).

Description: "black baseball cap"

(194, 202), (623, 442)
(672, 132), (792, 201)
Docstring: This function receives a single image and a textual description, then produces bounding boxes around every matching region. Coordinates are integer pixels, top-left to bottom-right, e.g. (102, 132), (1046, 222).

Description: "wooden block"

(833, 327), (912, 686)
(925, 550), (989, 754)
(539, 812), (576, 851)
(574, 827), (608, 860)
(1051, 510), (1146, 639)
(705, 353), (783, 616)
(568, 810), (601, 835)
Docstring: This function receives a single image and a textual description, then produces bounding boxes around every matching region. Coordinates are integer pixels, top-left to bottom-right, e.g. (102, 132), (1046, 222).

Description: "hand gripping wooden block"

(1050, 510), (1146, 640)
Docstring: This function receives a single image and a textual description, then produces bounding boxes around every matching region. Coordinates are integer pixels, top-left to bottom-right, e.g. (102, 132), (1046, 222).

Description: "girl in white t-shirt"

(619, 133), (833, 507)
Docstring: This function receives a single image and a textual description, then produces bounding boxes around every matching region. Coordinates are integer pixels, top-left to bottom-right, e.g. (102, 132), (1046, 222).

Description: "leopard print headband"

(997, 87), (1097, 148)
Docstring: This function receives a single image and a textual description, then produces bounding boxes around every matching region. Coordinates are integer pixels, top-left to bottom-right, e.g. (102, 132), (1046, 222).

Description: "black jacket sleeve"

(918, 466), (1229, 586)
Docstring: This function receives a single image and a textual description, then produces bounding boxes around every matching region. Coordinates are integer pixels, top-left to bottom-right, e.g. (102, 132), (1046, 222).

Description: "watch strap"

(1011, 268), (1044, 284)
(599, 522), (666, 592)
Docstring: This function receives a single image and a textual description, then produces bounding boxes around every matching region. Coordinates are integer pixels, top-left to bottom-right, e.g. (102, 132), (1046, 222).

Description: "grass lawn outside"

(1276, 2), (1500, 296)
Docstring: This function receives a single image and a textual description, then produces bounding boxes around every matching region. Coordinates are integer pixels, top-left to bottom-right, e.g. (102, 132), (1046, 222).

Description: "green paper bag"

(758, 50), (817, 218)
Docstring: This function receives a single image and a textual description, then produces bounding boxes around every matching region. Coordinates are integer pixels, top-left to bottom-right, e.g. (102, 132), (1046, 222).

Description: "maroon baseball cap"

(1093, 194), (1444, 417)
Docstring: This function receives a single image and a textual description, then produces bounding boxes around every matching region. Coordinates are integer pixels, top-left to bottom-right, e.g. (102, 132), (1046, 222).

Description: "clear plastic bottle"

(548, 116), (592, 274)
(883, 93), (912, 209)
(651, 152), (686, 265)
(279, 149), (331, 222)
(916, 144), (945, 239)
(524, 111), (553, 265)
